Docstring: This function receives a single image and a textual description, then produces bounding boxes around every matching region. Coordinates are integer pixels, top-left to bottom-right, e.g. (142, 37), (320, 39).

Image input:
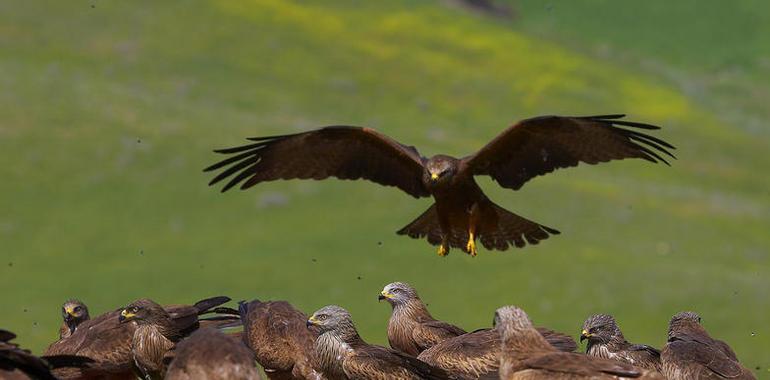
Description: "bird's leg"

(466, 228), (477, 257)
(437, 237), (449, 257)
(466, 204), (478, 257)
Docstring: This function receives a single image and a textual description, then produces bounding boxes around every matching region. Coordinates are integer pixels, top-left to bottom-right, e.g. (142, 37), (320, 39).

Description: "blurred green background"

(1, 0), (768, 373)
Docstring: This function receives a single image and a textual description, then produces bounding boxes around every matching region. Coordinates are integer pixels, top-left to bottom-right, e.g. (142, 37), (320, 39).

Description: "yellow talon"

(466, 232), (477, 257)
(437, 244), (448, 257)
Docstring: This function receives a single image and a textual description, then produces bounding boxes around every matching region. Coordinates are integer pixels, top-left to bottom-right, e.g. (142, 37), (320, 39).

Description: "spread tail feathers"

(397, 201), (559, 253)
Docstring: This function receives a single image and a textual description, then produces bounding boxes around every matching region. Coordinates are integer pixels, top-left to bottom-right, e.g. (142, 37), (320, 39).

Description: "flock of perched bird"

(4, 114), (751, 379)
(0, 282), (755, 379)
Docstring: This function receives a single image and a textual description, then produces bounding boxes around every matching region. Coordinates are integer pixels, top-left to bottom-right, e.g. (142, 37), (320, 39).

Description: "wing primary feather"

(203, 148), (262, 172)
(207, 156), (260, 186)
(632, 143), (671, 165)
(222, 162), (261, 192)
(625, 129), (677, 151)
(608, 119), (662, 130)
(212, 141), (268, 154)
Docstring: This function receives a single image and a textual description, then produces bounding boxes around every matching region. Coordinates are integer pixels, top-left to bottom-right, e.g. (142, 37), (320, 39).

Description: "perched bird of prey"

(581, 314), (661, 372)
(307, 305), (452, 380)
(206, 115), (674, 256)
(119, 297), (237, 380)
(46, 296), (233, 380)
(164, 328), (262, 380)
(495, 306), (663, 379)
(59, 299), (90, 339)
(1, 329), (91, 380)
(379, 282), (466, 356)
(661, 311), (755, 380)
(418, 317), (576, 379)
(238, 299), (325, 380)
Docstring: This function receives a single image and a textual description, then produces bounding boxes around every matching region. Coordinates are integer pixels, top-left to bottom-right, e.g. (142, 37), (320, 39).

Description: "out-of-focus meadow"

(0, 0), (767, 371)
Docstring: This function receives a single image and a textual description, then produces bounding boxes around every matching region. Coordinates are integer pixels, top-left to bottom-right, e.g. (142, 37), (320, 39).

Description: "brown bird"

(307, 305), (452, 380)
(379, 282), (466, 356)
(164, 328), (262, 380)
(661, 311), (755, 380)
(46, 296), (234, 380)
(418, 317), (576, 379)
(205, 115), (674, 256)
(1, 329), (92, 380)
(59, 300), (90, 339)
(581, 314), (661, 372)
(238, 299), (324, 380)
(496, 306), (663, 379)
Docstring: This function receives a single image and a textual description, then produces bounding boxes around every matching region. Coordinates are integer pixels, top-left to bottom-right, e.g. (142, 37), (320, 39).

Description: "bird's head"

(580, 314), (622, 344)
(378, 282), (419, 306)
(425, 155), (458, 186)
(119, 298), (168, 326)
(668, 311), (703, 338)
(307, 305), (353, 334)
(493, 305), (533, 335)
(62, 299), (89, 328)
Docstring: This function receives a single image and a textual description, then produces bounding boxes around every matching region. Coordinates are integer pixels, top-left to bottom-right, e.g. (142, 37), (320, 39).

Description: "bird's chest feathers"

(132, 325), (173, 370)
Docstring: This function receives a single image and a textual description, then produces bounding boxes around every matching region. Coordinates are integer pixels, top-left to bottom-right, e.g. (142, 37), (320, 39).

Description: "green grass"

(0, 0), (767, 374)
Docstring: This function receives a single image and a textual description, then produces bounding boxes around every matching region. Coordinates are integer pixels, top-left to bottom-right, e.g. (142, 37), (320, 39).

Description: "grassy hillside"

(0, 0), (767, 373)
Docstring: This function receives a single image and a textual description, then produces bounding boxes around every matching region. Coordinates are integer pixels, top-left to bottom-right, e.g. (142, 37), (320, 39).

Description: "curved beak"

(379, 291), (392, 301)
(306, 315), (317, 328)
(580, 329), (591, 342)
(430, 172), (439, 181)
(118, 309), (135, 324)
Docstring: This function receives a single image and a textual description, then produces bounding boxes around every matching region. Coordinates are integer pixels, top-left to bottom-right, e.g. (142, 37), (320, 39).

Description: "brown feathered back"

(239, 300), (323, 380)
(418, 326), (576, 379)
(661, 312), (755, 380)
(165, 328), (261, 380)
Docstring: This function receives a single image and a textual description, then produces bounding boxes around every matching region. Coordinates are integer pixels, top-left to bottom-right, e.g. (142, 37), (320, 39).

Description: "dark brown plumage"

(59, 299), (90, 339)
(46, 296), (233, 380)
(1, 329), (91, 380)
(164, 328), (261, 380)
(581, 314), (661, 372)
(119, 298), (179, 380)
(379, 282), (466, 356)
(418, 320), (576, 379)
(238, 300), (324, 380)
(206, 115), (674, 256)
(661, 311), (755, 380)
(308, 305), (452, 380)
(496, 306), (663, 379)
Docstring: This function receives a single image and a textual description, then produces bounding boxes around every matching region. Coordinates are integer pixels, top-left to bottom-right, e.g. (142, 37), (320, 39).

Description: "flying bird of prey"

(581, 314), (661, 372)
(661, 311), (755, 380)
(417, 313), (576, 380)
(1, 329), (92, 380)
(379, 282), (466, 356)
(206, 115), (674, 256)
(307, 305), (453, 380)
(238, 299), (325, 380)
(164, 328), (262, 380)
(59, 299), (90, 339)
(46, 296), (233, 380)
(495, 306), (663, 379)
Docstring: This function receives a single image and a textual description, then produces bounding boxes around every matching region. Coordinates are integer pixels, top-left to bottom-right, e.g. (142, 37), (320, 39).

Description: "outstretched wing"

(205, 126), (430, 198)
(461, 115), (675, 190)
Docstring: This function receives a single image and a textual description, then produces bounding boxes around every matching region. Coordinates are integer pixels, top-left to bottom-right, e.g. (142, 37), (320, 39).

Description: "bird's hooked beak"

(118, 309), (135, 323)
(378, 291), (393, 301)
(63, 306), (76, 320)
(580, 329), (592, 342)
(306, 315), (318, 328)
(430, 172), (439, 181)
